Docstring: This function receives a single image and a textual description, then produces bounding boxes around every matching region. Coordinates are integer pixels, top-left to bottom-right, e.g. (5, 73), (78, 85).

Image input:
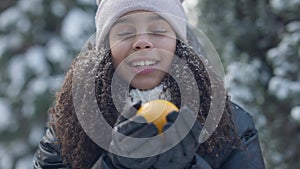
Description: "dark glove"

(106, 102), (163, 169)
(33, 128), (69, 169)
(189, 154), (212, 169)
(153, 107), (202, 169)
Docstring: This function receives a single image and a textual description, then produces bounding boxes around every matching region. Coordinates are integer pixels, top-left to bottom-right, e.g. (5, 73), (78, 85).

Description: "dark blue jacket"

(33, 102), (265, 169)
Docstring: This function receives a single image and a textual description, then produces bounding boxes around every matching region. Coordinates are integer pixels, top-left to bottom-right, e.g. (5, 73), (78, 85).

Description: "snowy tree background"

(0, 0), (96, 168)
(195, 0), (300, 169)
(0, 0), (299, 169)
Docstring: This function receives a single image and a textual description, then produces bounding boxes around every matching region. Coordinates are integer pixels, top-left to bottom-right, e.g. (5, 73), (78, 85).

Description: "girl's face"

(109, 11), (177, 90)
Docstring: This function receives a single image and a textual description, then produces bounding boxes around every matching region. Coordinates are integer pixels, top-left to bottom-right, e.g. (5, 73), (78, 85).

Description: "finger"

(130, 123), (158, 138)
(128, 134), (163, 157)
(116, 102), (142, 125)
(116, 123), (160, 156)
(112, 116), (148, 152)
(166, 111), (179, 123)
(133, 100), (142, 109)
(162, 122), (172, 132)
(115, 116), (147, 136)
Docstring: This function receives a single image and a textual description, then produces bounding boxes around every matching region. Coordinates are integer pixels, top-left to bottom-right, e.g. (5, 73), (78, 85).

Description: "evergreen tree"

(0, 0), (96, 168)
(195, 0), (300, 168)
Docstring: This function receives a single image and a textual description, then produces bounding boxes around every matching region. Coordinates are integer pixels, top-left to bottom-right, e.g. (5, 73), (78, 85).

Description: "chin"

(130, 80), (161, 90)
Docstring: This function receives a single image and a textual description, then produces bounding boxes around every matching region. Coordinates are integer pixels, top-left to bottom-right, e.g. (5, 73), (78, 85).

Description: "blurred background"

(0, 0), (299, 168)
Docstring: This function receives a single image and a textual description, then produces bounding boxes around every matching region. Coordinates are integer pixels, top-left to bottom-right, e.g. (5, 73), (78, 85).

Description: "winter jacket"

(33, 102), (266, 169)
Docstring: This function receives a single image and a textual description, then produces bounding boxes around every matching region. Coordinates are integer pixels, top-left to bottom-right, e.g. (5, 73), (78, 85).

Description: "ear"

(180, 0), (185, 3)
(96, 0), (101, 5)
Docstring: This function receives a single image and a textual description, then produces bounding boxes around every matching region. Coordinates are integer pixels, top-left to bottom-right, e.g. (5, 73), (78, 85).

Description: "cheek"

(110, 42), (130, 67)
(159, 39), (176, 63)
(158, 38), (176, 53)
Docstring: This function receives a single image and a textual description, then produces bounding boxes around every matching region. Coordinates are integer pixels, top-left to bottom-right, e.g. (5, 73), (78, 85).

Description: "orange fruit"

(136, 100), (179, 134)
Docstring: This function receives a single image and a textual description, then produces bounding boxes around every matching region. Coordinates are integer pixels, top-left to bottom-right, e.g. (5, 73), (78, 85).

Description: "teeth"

(131, 60), (157, 67)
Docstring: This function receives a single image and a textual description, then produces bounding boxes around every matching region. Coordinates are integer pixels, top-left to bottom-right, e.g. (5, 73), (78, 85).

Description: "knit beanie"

(95, 0), (187, 49)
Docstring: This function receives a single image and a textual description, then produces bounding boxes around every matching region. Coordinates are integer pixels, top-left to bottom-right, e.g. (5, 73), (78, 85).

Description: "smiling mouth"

(129, 60), (159, 68)
(127, 59), (159, 74)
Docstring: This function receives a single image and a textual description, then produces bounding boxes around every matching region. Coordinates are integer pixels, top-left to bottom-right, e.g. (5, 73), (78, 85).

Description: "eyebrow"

(148, 15), (165, 21)
(113, 18), (132, 25)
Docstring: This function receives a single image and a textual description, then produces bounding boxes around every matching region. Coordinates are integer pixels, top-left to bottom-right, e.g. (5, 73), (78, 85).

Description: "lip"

(128, 60), (159, 74)
(124, 50), (161, 74)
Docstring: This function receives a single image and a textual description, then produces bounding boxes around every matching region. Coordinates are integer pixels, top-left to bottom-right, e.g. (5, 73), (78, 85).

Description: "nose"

(132, 34), (153, 50)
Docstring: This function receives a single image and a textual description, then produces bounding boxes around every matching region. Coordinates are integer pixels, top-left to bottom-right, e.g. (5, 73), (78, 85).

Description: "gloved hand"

(106, 102), (163, 169)
(153, 107), (202, 169)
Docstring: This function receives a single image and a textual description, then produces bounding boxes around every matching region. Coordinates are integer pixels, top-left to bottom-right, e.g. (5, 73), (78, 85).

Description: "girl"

(34, 0), (265, 168)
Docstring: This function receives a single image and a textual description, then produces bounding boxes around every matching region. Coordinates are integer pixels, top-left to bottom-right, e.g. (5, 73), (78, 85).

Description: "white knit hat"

(95, 0), (187, 49)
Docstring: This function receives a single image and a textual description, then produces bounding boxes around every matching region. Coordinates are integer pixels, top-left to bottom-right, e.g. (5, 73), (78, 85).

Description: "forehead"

(113, 11), (167, 26)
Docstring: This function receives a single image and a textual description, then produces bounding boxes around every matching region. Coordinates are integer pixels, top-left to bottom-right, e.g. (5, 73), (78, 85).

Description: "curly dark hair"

(50, 40), (240, 169)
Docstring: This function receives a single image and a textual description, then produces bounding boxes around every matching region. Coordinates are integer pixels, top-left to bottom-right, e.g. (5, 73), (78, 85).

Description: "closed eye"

(152, 30), (168, 34)
(117, 31), (134, 36)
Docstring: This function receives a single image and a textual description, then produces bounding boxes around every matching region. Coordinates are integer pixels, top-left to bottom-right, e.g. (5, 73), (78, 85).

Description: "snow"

(0, 33), (23, 58)
(29, 77), (48, 95)
(225, 60), (262, 86)
(51, 1), (67, 17)
(0, 5), (31, 33)
(0, 141), (30, 169)
(271, 0), (300, 11)
(183, 0), (199, 25)
(22, 98), (35, 118)
(8, 33), (23, 50)
(287, 21), (300, 32)
(0, 7), (21, 30)
(46, 37), (68, 63)
(0, 145), (13, 169)
(270, 0), (285, 11)
(21, 75), (64, 117)
(61, 8), (95, 50)
(227, 85), (254, 103)
(7, 56), (26, 97)
(10, 140), (29, 158)
(77, 0), (97, 5)
(225, 62), (255, 102)
(268, 77), (289, 100)
(47, 75), (64, 90)
(15, 155), (33, 169)
(268, 77), (300, 100)
(0, 37), (6, 57)
(17, 0), (43, 15)
(266, 21), (300, 101)
(28, 126), (44, 145)
(0, 99), (12, 131)
(0, 142), (33, 169)
(21, 77), (47, 117)
(284, 32), (300, 45)
(24, 46), (49, 76)
(291, 106), (300, 121)
(273, 61), (295, 77)
(16, 16), (31, 33)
